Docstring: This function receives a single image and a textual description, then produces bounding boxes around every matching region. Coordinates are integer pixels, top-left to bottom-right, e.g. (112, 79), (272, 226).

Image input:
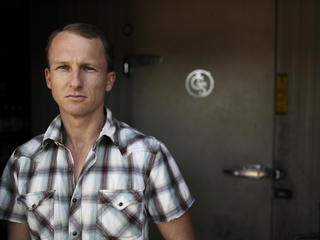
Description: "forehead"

(48, 31), (106, 63)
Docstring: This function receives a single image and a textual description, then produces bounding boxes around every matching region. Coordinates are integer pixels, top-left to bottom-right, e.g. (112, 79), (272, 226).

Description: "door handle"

(123, 54), (163, 75)
(223, 164), (284, 180)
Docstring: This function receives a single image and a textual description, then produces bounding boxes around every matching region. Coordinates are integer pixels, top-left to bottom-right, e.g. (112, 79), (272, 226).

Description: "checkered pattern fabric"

(0, 108), (194, 240)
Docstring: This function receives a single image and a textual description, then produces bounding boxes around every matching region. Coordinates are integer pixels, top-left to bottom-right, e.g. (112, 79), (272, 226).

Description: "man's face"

(45, 31), (115, 118)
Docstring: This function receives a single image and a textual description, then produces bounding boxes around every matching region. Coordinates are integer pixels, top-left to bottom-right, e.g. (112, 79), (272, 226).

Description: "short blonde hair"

(46, 23), (114, 72)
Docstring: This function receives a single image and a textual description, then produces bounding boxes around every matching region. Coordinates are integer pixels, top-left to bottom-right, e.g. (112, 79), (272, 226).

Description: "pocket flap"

(98, 190), (143, 210)
(18, 190), (55, 210)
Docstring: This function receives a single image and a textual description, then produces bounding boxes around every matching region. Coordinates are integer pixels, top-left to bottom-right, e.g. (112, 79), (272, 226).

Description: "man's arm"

(156, 212), (196, 240)
(8, 222), (31, 240)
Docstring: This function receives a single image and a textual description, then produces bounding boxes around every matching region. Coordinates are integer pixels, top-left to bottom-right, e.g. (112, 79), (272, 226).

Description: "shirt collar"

(98, 108), (117, 144)
(42, 107), (117, 147)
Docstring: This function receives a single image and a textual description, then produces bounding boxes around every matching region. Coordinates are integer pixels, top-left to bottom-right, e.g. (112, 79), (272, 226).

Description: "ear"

(45, 68), (52, 89)
(105, 71), (116, 92)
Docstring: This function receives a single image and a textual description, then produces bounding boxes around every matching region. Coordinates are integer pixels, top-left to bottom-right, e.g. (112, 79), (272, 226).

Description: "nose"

(69, 67), (83, 89)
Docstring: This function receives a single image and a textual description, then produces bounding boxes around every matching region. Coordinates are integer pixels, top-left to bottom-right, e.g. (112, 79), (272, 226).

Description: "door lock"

(223, 164), (284, 180)
(274, 188), (293, 199)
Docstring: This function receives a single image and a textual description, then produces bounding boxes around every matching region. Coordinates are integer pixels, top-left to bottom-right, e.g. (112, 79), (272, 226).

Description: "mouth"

(66, 95), (87, 101)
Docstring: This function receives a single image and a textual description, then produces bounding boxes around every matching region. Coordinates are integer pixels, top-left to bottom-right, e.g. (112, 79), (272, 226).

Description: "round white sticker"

(185, 69), (214, 98)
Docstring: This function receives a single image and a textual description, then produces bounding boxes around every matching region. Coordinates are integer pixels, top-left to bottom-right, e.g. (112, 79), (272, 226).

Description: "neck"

(61, 108), (105, 150)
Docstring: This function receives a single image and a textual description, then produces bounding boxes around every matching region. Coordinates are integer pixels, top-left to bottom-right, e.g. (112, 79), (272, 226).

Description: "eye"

(56, 65), (70, 71)
(82, 66), (97, 72)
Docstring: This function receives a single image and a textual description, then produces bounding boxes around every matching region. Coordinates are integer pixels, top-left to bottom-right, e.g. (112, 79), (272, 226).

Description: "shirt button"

(119, 202), (123, 207)
(72, 198), (77, 203)
(72, 231), (77, 236)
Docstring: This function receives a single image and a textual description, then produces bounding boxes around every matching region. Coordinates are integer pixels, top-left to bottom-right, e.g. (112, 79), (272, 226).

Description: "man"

(0, 23), (195, 239)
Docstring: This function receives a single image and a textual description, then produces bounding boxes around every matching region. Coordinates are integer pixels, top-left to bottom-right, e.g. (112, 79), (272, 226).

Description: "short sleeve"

(144, 143), (195, 223)
(0, 152), (27, 223)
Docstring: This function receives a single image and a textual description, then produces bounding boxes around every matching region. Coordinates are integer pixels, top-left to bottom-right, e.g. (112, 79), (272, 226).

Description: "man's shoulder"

(13, 134), (45, 159)
(113, 119), (163, 154)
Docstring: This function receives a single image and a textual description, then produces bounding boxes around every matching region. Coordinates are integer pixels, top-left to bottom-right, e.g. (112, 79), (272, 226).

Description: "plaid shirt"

(0, 108), (194, 240)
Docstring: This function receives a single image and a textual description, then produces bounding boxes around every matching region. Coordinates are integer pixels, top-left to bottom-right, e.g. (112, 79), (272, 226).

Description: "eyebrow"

(50, 61), (69, 66)
(50, 61), (104, 72)
(51, 61), (99, 67)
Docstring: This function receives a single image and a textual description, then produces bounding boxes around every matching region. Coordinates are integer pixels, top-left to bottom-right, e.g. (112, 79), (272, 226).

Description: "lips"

(66, 95), (87, 101)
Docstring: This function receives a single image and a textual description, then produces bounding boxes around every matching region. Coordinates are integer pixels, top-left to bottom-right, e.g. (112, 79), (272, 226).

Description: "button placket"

(70, 192), (80, 206)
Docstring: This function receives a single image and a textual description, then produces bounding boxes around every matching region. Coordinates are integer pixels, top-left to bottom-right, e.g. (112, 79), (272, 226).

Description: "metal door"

(109, 0), (275, 239)
(273, 0), (320, 239)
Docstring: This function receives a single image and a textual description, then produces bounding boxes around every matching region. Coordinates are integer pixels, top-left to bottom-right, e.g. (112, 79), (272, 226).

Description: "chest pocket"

(96, 189), (144, 240)
(18, 190), (55, 240)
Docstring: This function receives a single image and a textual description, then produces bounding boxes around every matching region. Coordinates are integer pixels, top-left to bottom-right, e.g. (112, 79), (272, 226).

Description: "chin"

(60, 105), (87, 117)
(60, 104), (102, 118)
